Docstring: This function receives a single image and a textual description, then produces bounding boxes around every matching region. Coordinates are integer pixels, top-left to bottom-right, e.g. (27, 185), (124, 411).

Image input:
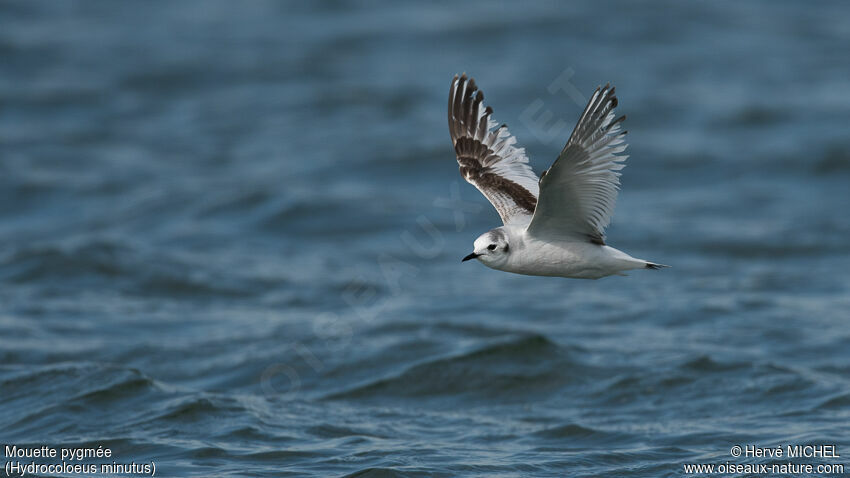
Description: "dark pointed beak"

(462, 252), (479, 262)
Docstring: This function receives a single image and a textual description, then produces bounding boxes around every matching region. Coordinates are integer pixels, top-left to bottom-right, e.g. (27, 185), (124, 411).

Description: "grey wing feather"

(526, 84), (628, 244)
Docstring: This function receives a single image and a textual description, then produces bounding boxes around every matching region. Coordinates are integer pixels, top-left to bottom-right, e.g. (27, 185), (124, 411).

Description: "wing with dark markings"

(448, 74), (540, 226)
(526, 84), (629, 244)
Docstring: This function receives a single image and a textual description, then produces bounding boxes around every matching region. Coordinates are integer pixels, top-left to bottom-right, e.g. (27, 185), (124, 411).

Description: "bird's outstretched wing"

(448, 74), (539, 226)
(526, 84), (628, 244)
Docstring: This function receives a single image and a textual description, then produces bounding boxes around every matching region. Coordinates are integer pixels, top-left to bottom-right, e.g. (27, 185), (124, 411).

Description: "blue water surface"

(1, 1), (849, 476)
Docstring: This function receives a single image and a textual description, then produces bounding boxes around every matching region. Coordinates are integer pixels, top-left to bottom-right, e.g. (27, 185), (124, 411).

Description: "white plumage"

(448, 74), (668, 279)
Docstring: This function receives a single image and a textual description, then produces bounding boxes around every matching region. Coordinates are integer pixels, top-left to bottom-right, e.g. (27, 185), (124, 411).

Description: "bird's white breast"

(492, 230), (636, 279)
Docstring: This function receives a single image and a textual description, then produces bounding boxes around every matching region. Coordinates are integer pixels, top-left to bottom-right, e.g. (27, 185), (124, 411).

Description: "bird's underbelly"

(497, 242), (622, 279)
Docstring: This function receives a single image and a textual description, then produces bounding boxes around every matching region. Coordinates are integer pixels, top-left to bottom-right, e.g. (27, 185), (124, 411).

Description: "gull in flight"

(449, 74), (668, 279)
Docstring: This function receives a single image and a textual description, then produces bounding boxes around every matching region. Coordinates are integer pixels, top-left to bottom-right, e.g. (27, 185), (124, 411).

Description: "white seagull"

(449, 74), (668, 279)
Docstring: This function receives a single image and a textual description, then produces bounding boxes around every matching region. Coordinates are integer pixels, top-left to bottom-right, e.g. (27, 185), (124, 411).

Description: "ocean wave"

(815, 392), (850, 410)
(341, 468), (441, 478)
(1, 241), (127, 283)
(0, 363), (159, 402)
(154, 396), (244, 422)
(680, 355), (745, 373)
(0, 364), (166, 436)
(531, 423), (632, 444)
(324, 333), (580, 402)
(307, 423), (389, 440)
(0, 239), (268, 299)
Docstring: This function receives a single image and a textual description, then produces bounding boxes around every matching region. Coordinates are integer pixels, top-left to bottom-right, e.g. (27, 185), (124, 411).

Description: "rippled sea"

(2, 1), (850, 477)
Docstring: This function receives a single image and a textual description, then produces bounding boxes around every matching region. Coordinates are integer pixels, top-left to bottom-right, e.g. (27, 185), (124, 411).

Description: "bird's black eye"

(487, 244), (497, 251)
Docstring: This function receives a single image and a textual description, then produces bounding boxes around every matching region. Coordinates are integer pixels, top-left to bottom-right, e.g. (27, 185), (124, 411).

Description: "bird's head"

(462, 228), (510, 266)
